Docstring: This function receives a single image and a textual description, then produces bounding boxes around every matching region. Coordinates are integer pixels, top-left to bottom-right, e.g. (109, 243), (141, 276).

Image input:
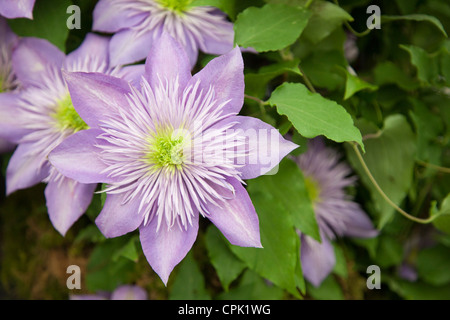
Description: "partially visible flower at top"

(70, 285), (148, 300)
(0, 0), (35, 19)
(0, 33), (144, 236)
(93, 0), (234, 67)
(49, 33), (298, 285)
(0, 18), (19, 153)
(294, 138), (378, 287)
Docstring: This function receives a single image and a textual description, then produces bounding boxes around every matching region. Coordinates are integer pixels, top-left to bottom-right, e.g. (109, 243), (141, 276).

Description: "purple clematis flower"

(294, 138), (378, 287)
(0, 33), (143, 236)
(0, 17), (19, 153)
(70, 284), (148, 300)
(0, 0), (35, 19)
(49, 33), (297, 284)
(93, 0), (234, 67)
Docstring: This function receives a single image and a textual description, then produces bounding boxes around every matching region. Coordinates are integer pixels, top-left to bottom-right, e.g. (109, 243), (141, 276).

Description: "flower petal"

(0, 0), (35, 19)
(45, 176), (96, 236)
(116, 64), (146, 88)
(93, 0), (146, 33)
(0, 93), (31, 143)
(189, 46), (244, 115)
(205, 177), (262, 248)
(95, 192), (144, 238)
(139, 214), (199, 285)
(215, 116), (298, 179)
(6, 142), (50, 195)
(109, 28), (154, 67)
(144, 32), (192, 91)
(63, 71), (132, 128)
(300, 234), (336, 287)
(65, 33), (111, 70)
(335, 202), (379, 239)
(199, 19), (234, 56)
(48, 129), (116, 184)
(12, 37), (64, 87)
(110, 285), (147, 300)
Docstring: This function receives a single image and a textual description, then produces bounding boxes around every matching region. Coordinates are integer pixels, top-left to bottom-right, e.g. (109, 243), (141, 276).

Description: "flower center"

(157, 0), (192, 13)
(52, 95), (89, 132)
(145, 128), (186, 171)
(304, 176), (320, 203)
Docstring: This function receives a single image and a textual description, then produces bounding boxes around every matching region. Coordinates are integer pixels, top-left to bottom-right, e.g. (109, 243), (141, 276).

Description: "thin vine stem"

(416, 160), (450, 174)
(350, 142), (436, 224)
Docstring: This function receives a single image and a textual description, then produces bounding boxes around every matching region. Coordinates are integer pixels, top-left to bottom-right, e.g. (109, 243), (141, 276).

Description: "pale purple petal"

(300, 234), (336, 287)
(205, 177), (262, 248)
(0, 0), (35, 19)
(110, 285), (147, 300)
(329, 201), (379, 239)
(45, 177), (96, 236)
(189, 46), (244, 115)
(95, 192), (144, 238)
(199, 20), (234, 55)
(63, 71), (132, 128)
(48, 129), (116, 184)
(139, 214), (199, 285)
(144, 32), (192, 91)
(6, 142), (50, 195)
(0, 138), (14, 153)
(0, 17), (18, 45)
(116, 64), (146, 88)
(93, 0), (146, 33)
(12, 37), (64, 87)
(109, 28), (154, 67)
(65, 33), (111, 70)
(0, 93), (31, 143)
(213, 116), (298, 179)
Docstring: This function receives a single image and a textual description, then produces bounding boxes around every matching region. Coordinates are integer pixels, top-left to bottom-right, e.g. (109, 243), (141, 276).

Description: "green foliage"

(234, 4), (311, 51)
(8, 0), (71, 51)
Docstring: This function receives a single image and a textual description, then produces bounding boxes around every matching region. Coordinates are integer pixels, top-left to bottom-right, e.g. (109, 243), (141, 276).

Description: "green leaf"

(217, 269), (285, 300)
(112, 235), (139, 262)
(268, 82), (364, 149)
(205, 225), (246, 291)
(86, 238), (136, 292)
(381, 14), (448, 37)
(373, 61), (420, 91)
(417, 244), (450, 286)
(400, 44), (440, 85)
(8, 0), (71, 52)
(306, 275), (344, 300)
(234, 4), (311, 52)
(431, 194), (450, 234)
(229, 175), (303, 298)
(345, 115), (416, 228)
(247, 158), (320, 241)
(169, 252), (211, 300)
(301, 0), (353, 44)
(388, 278), (450, 300)
(340, 67), (378, 100)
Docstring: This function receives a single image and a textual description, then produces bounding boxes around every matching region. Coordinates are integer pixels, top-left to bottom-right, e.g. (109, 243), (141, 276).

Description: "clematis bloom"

(0, 34), (143, 235)
(0, 0), (35, 19)
(0, 18), (19, 153)
(93, 0), (235, 67)
(294, 138), (378, 287)
(49, 33), (297, 284)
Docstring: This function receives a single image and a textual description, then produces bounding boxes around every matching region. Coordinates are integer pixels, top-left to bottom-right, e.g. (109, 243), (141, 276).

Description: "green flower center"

(145, 128), (186, 171)
(52, 95), (89, 132)
(157, 0), (192, 13)
(304, 176), (320, 203)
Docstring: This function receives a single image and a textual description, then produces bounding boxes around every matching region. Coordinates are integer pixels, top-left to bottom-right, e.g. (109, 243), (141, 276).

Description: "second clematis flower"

(49, 33), (297, 285)
(0, 0), (35, 19)
(93, 0), (235, 67)
(0, 33), (143, 236)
